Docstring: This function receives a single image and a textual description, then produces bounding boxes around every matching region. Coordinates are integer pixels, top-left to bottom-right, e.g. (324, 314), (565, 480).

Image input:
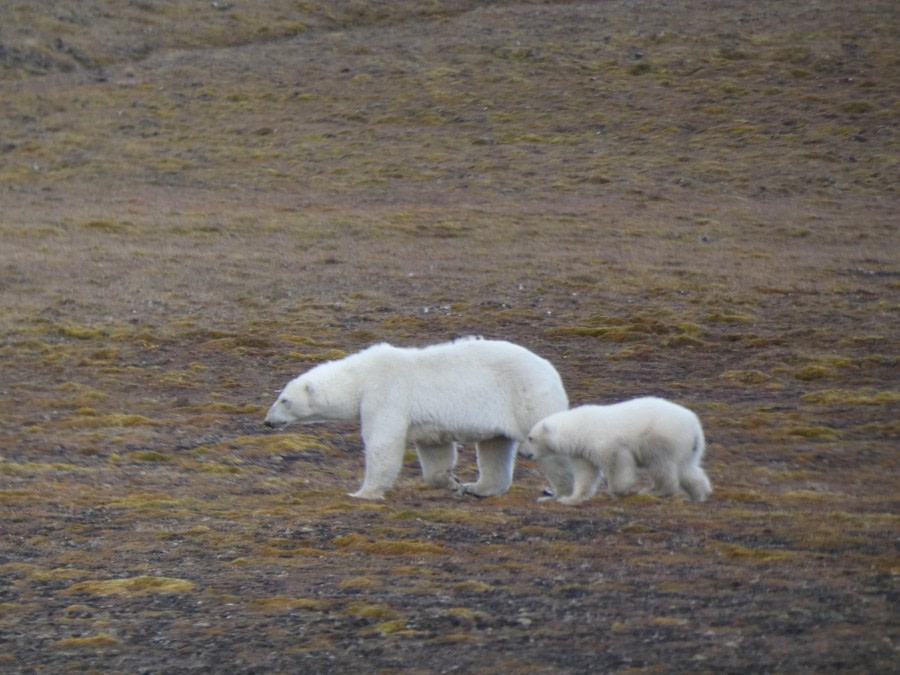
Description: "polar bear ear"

(304, 381), (316, 399)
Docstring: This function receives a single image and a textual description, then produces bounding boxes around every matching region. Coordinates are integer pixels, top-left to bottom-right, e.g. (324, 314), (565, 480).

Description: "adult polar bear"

(265, 338), (572, 500)
(520, 397), (712, 505)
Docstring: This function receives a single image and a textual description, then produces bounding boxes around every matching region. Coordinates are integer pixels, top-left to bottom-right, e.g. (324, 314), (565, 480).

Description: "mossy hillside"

(0, 0), (493, 80)
(1, 2), (896, 201)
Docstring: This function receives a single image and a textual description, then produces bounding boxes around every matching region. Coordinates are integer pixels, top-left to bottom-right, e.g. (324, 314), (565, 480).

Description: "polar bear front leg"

(558, 456), (602, 505)
(416, 443), (460, 491)
(463, 437), (517, 498)
(349, 431), (407, 500)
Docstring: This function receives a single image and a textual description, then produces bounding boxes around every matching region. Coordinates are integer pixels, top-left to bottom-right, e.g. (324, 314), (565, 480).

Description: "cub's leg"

(644, 458), (681, 498)
(558, 456), (602, 505)
(679, 464), (712, 502)
(463, 437), (517, 497)
(604, 448), (638, 498)
(415, 443), (460, 491)
(536, 453), (575, 502)
(589, 466), (606, 496)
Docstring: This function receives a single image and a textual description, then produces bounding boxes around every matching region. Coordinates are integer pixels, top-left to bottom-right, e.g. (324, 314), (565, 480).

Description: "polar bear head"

(264, 375), (322, 427)
(264, 358), (364, 428)
(518, 419), (554, 460)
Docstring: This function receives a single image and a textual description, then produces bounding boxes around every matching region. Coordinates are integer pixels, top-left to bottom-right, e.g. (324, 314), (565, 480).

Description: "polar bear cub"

(520, 397), (712, 505)
(265, 337), (572, 500)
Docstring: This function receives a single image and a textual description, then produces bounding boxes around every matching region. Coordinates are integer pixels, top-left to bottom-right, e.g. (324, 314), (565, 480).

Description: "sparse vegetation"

(0, 0), (896, 672)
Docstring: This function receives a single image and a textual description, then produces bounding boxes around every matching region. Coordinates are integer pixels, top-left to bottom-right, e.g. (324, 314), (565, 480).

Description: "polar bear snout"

(263, 398), (292, 428)
(263, 409), (286, 428)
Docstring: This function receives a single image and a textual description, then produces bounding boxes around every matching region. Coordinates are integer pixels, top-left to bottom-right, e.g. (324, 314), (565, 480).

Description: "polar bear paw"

(348, 489), (386, 500)
(426, 470), (462, 493)
(457, 482), (493, 499)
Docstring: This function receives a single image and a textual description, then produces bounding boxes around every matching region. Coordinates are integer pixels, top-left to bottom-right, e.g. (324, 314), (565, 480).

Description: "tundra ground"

(1, 1), (897, 672)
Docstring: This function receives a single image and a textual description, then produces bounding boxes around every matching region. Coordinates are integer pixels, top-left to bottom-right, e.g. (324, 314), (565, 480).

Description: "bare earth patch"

(1, 1), (896, 672)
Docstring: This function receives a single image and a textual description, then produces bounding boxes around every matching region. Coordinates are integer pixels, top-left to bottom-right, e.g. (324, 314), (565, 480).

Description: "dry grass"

(0, 1), (897, 672)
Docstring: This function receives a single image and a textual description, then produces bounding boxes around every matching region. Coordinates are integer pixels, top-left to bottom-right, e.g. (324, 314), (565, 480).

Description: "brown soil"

(1, 1), (897, 672)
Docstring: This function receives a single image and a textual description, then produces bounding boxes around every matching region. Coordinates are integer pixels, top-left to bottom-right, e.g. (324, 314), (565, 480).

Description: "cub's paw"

(638, 487), (673, 499)
(535, 486), (560, 502)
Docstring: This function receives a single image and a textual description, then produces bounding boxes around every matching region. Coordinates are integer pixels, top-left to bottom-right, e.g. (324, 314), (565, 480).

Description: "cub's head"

(264, 375), (320, 428)
(518, 419), (554, 459)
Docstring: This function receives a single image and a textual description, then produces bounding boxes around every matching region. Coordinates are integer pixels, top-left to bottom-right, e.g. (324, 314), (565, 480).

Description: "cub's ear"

(540, 421), (553, 436)
(305, 381), (315, 398)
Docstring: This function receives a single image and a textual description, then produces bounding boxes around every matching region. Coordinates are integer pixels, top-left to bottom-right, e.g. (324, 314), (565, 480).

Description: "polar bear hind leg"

(463, 437), (517, 497)
(416, 443), (461, 491)
(679, 464), (712, 502)
(558, 456), (602, 505)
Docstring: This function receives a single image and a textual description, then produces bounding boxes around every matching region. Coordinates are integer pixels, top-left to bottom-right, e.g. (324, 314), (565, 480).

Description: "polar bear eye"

(280, 398), (290, 407)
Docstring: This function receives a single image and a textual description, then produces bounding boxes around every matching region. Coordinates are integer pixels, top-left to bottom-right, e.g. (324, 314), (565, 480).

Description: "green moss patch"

(61, 576), (196, 597)
(53, 633), (122, 649)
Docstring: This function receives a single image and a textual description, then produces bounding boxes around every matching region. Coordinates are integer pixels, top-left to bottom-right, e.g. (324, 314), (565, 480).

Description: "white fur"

(265, 338), (571, 500)
(520, 397), (712, 505)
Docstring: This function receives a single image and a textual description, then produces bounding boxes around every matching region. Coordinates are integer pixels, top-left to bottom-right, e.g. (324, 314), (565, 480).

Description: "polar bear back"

(350, 339), (567, 443)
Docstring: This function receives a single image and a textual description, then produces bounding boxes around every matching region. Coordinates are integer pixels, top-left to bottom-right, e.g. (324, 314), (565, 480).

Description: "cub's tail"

(692, 422), (707, 460)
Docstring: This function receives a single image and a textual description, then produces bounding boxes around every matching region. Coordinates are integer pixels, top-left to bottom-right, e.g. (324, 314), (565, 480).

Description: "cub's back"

(563, 398), (699, 436)
(618, 397), (701, 441)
